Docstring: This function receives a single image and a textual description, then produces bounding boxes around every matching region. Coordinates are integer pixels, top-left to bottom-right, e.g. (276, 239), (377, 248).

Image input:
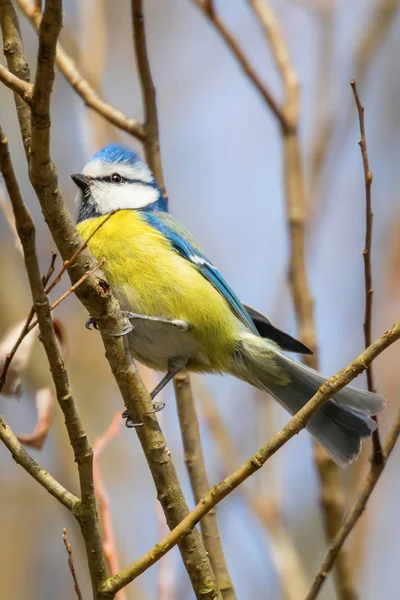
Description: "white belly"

(126, 317), (200, 371)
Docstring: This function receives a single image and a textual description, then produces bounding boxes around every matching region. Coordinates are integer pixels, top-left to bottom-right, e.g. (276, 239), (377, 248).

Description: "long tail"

(231, 333), (386, 467)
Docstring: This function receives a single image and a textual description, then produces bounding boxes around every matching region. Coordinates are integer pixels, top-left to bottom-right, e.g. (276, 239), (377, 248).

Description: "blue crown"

(88, 143), (143, 167)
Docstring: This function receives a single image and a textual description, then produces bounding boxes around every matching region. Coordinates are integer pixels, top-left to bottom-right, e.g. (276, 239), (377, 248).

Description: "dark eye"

(110, 173), (124, 184)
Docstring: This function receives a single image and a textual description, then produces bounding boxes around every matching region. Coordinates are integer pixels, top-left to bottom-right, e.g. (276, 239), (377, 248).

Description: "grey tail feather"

(233, 335), (386, 467)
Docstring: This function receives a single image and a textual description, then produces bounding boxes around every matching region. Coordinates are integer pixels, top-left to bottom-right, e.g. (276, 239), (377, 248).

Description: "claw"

(85, 316), (99, 330)
(122, 409), (143, 428)
(144, 400), (166, 415)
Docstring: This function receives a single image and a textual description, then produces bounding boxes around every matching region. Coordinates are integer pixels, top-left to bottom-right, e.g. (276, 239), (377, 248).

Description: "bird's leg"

(84, 313), (134, 336)
(122, 357), (188, 427)
(125, 312), (191, 331)
(86, 312), (191, 337)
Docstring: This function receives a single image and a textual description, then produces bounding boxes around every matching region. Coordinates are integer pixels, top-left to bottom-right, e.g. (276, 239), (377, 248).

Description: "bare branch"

(350, 79), (383, 463)
(174, 373), (236, 599)
(306, 403), (400, 599)
(192, 0), (287, 131)
(16, 0), (145, 140)
(0, 0), (31, 156)
(62, 528), (83, 600)
(0, 64), (32, 102)
(102, 320), (400, 595)
(197, 383), (309, 600)
(131, 0), (166, 194)
(92, 411), (127, 599)
(130, 3), (222, 596)
(17, 387), (55, 449)
(26, 258), (106, 334)
(0, 412), (79, 510)
(196, 1), (355, 596)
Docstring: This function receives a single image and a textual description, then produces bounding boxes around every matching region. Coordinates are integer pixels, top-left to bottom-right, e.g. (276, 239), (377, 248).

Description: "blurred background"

(1, 0), (400, 598)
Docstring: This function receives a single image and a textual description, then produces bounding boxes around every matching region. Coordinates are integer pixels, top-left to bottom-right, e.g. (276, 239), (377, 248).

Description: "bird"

(72, 143), (385, 467)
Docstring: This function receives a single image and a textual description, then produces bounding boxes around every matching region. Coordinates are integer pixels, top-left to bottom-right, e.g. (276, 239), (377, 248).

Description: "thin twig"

(1, 214), (113, 388)
(16, 0), (145, 140)
(192, 0), (287, 131)
(307, 0), (335, 211)
(174, 373), (236, 599)
(45, 212), (114, 295)
(93, 411), (128, 600)
(3, 3), (221, 598)
(0, 252), (56, 391)
(244, 2), (355, 598)
(62, 528), (83, 600)
(305, 404), (400, 599)
(27, 259), (106, 334)
(129, 3), (221, 597)
(0, 0), (31, 157)
(101, 320), (400, 595)
(0, 63), (32, 101)
(197, 381), (309, 600)
(131, 0), (166, 195)
(0, 412), (79, 509)
(17, 386), (55, 450)
(28, 2), (109, 593)
(0, 189), (23, 254)
(350, 79), (383, 464)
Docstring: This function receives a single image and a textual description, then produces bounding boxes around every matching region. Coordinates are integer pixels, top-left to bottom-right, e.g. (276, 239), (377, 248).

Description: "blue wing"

(141, 211), (258, 334)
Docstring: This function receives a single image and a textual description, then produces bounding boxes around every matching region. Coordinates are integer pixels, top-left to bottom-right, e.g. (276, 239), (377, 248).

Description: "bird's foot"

(122, 409), (143, 428)
(144, 399), (166, 415)
(85, 316), (99, 330)
(85, 313), (134, 336)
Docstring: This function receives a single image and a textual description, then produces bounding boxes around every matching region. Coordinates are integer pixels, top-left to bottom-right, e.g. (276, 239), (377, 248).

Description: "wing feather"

(141, 211), (258, 334)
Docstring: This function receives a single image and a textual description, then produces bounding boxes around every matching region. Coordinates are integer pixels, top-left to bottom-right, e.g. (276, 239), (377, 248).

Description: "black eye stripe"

(88, 175), (158, 188)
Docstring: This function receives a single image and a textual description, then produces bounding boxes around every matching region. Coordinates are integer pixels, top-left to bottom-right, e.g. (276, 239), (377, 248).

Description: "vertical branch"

(0, 0), (31, 156)
(350, 80), (383, 464)
(246, 3), (356, 598)
(131, 0), (166, 195)
(131, 3), (229, 597)
(62, 528), (84, 600)
(197, 382), (309, 600)
(0, 124), (108, 596)
(307, 0), (335, 212)
(93, 412), (128, 600)
(306, 406), (400, 599)
(174, 373), (236, 600)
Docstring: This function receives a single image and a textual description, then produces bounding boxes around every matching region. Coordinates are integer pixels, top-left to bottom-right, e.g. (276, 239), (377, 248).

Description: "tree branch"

(0, 116), (108, 596)
(350, 79), (383, 463)
(0, 0), (31, 156)
(192, 0), (287, 131)
(102, 320), (400, 595)
(247, 2), (356, 597)
(2, 2), (221, 597)
(62, 528), (84, 600)
(174, 373), (236, 600)
(15, 0), (145, 140)
(0, 2), (111, 595)
(130, 3), (223, 597)
(306, 403), (400, 599)
(0, 63), (32, 102)
(197, 383), (308, 600)
(131, 0), (166, 194)
(0, 412), (79, 510)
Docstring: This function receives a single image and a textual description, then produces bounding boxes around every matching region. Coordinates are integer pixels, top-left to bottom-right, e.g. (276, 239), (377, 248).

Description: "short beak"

(71, 173), (91, 192)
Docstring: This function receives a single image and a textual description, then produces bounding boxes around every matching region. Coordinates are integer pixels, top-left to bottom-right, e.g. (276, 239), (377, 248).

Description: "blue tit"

(72, 143), (385, 467)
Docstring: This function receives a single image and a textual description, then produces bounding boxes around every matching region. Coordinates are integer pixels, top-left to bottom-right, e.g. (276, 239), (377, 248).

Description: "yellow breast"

(77, 210), (239, 369)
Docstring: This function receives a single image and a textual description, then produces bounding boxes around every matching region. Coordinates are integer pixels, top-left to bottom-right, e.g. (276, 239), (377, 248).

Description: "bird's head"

(72, 143), (166, 222)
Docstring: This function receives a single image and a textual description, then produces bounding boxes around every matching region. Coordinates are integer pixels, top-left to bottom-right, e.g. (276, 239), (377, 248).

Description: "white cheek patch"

(91, 182), (159, 212)
(83, 159), (153, 183)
